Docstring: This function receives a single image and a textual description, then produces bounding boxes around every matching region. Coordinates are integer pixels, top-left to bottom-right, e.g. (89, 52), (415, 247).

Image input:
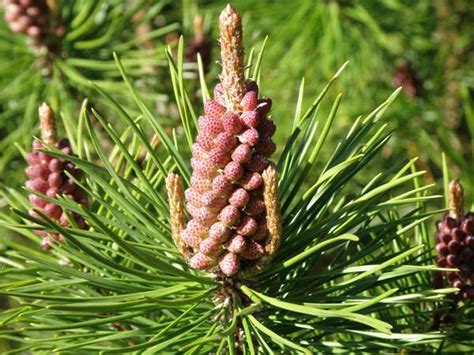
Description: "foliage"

(0, 39), (458, 352)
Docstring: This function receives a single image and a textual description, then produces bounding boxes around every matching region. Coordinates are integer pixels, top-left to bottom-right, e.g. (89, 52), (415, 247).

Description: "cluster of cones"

(435, 180), (474, 300)
(26, 103), (87, 248)
(3, 0), (63, 46)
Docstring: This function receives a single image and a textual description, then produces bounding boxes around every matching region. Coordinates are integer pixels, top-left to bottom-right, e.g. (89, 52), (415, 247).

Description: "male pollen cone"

(181, 5), (279, 277)
(435, 180), (474, 300)
(26, 103), (87, 249)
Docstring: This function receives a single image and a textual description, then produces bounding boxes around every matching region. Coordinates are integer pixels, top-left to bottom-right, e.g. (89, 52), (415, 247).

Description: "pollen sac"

(241, 240), (265, 260)
(26, 139), (87, 248)
(240, 91), (258, 111)
(200, 235), (224, 257)
(244, 198), (266, 216)
(200, 116), (223, 137)
(191, 175), (212, 193)
(239, 129), (259, 146)
(219, 205), (240, 226)
(192, 143), (209, 160)
(255, 138), (277, 157)
(196, 132), (214, 151)
(219, 252), (240, 276)
(229, 188), (250, 208)
(240, 172), (263, 191)
(236, 216), (258, 236)
(208, 222), (231, 242)
(189, 252), (218, 270)
(191, 158), (218, 178)
(232, 144), (252, 164)
(222, 112), (243, 134)
(181, 228), (202, 249)
(241, 111), (260, 128)
(252, 221), (269, 241)
(435, 212), (474, 300)
(224, 161), (244, 182)
(209, 148), (231, 168)
(204, 100), (226, 120)
(258, 119), (276, 137)
(225, 234), (247, 254)
(194, 207), (218, 226)
(202, 190), (228, 209)
(185, 188), (204, 207)
(214, 132), (238, 153)
(212, 175), (233, 195)
(187, 219), (208, 238)
(246, 155), (270, 173)
(185, 80), (277, 276)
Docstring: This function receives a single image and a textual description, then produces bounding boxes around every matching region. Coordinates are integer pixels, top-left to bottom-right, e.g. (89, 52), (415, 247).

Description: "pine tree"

(0, 4), (462, 353)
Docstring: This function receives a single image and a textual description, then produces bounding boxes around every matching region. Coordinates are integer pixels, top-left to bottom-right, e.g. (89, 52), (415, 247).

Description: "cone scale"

(168, 5), (281, 277)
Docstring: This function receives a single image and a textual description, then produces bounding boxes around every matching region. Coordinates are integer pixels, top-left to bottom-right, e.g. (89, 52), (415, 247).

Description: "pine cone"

(26, 104), (87, 249)
(435, 180), (474, 300)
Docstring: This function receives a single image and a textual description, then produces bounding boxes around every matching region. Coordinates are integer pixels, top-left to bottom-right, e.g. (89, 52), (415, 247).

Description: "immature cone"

(170, 5), (281, 277)
(26, 103), (87, 249)
(2, 0), (63, 45)
(435, 180), (474, 300)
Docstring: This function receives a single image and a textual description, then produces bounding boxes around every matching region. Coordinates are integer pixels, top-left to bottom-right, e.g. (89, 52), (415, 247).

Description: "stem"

(218, 4), (245, 112)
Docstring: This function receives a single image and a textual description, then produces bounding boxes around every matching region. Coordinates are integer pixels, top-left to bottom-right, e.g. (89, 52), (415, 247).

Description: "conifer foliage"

(0, 3), (468, 353)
